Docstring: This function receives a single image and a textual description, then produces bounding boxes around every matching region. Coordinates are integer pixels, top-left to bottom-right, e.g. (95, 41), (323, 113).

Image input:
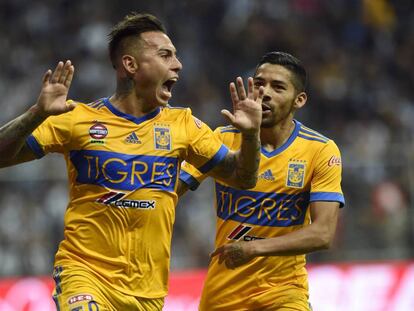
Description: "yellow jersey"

(25, 98), (228, 298)
(180, 120), (344, 309)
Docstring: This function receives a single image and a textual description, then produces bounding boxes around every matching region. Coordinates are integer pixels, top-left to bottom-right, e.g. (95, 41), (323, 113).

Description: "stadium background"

(0, 0), (412, 310)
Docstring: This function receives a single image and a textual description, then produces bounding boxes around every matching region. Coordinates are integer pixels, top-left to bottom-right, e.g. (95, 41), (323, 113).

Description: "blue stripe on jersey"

(103, 98), (161, 125)
(53, 266), (63, 295)
(179, 170), (200, 190)
(299, 127), (329, 141)
(198, 144), (229, 174)
(70, 150), (179, 192)
(297, 133), (328, 143)
(220, 125), (239, 133)
(220, 129), (240, 133)
(310, 191), (345, 207)
(26, 135), (45, 158)
(215, 183), (309, 227)
(52, 295), (60, 311)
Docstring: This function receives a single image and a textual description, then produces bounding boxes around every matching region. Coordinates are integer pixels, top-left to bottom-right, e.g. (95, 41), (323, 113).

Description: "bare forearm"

(0, 105), (46, 159)
(234, 131), (260, 188)
(253, 224), (333, 257)
(210, 131), (260, 188)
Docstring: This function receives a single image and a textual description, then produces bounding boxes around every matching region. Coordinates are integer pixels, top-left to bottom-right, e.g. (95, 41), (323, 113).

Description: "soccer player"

(0, 13), (263, 311)
(179, 52), (345, 311)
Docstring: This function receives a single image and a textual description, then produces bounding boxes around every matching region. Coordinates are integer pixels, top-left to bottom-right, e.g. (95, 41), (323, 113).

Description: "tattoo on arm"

(214, 152), (237, 178)
(0, 107), (45, 159)
(235, 133), (260, 185)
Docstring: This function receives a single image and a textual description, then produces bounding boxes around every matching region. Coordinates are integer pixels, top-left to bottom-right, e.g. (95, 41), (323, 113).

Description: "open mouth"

(262, 103), (271, 112)
(162, 77), (178, 93)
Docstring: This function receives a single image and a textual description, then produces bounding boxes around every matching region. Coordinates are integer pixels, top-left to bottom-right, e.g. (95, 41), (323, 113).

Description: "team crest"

(286, 162), (306, 188)
(154, 126), (171, 150)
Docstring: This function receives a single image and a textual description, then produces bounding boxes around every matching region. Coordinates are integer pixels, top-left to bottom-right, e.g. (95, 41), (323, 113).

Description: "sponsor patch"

(89, 123), (108, 139)
(328, 155), (341, 166)
(227, 224), (264, 241)
(286, 161), (306, 188)
(68, 294), (93, 305)
(89, 122), (108, 144)
(97, 192), (155, 209)
(154, 125), (171, 150)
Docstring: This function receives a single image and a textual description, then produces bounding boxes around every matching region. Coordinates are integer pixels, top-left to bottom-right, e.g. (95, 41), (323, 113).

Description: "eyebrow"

(254, 77), (288, 86)
(159, 47), (177, 54)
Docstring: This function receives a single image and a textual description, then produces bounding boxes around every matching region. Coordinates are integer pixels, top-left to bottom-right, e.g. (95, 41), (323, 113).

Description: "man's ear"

(121, 55), (138, 75)
(294, 92), (307, 109)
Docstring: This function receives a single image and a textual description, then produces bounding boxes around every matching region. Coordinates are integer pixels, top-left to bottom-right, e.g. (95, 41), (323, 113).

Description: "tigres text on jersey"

(26, 98), (229, 298)
(180, 120), (344, 310)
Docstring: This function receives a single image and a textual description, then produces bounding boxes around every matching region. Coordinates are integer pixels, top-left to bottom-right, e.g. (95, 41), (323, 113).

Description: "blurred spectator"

(0, 0), (412, 276)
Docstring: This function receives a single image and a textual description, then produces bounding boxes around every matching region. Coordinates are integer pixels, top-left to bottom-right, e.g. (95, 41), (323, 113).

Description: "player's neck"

(260, 117), (295, 152)
(109, 93), (158, 118)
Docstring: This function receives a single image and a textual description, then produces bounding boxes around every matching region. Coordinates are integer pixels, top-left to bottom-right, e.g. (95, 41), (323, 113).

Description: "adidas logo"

(125, 132), (141, 144)
(258, 169), (275, 181)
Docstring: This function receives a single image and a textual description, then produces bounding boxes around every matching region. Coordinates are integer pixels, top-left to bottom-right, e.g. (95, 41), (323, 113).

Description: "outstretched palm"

(222, 77), (264, 134)
(35, 60), (76, 117)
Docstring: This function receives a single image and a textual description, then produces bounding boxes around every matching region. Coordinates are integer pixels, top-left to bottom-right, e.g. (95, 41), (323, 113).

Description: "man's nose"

(262, 93), (272, 102)
(172, 57), (182, 72)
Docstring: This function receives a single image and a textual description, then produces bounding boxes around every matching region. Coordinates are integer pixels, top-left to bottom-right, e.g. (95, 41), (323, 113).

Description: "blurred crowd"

(0, 0), (413, 276)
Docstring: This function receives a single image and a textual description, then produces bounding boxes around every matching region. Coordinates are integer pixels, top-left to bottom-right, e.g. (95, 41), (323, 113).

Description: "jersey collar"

(261, 119), (301, 158)
(103, 97), (161, 125)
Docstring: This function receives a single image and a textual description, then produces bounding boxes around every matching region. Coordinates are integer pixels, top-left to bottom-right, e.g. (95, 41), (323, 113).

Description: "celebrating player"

(0, 13), (263, 310)
(179, 52), (345, 311)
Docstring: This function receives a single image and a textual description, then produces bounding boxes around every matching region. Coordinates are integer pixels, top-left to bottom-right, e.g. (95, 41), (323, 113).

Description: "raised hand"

(210, 241), (255, 269)
(221, 77), (264, 135)
(34, 60), (76, 117)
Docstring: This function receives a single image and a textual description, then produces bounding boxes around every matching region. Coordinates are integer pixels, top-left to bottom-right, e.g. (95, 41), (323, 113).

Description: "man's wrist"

(28, 104), (48, 120)
(241, 130), (260, 140)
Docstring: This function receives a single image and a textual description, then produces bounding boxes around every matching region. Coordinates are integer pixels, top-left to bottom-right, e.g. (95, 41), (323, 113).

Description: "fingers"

(64, 63), (75, 88)
(211, 246), (225, 265)
(257, 85), (265, 102)
(236, 77), (247, 100)
(221, 109), (235, 124)
(210, 246), (224, 258)
(247, 77), (254, 99)
(229, 77), (255, 103)
(58, 60), (72, 83)
(42, 69), (52, 87)
(51, 61), (64, 83)
(229, 82), (238, 110)
(50, 60), (73, 87)
(65, 100), (78, 111)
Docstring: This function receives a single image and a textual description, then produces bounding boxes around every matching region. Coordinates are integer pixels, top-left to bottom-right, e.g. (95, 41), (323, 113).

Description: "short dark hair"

(256, 52), (307, 92)
(108, 12), (166, 68)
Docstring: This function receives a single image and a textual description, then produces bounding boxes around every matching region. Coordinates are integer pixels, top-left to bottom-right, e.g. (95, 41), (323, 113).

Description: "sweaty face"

(253, 64), (300, 128)
(133, 31), (182, 107)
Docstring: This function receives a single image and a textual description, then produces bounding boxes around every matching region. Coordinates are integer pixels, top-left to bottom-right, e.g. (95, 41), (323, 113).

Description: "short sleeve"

(180, 125), (228, 190)
(25, 107), (74, 158)
(310, 140), (345, 207)
(180, 160), (205, 190)
(183, 111), (229, 174)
